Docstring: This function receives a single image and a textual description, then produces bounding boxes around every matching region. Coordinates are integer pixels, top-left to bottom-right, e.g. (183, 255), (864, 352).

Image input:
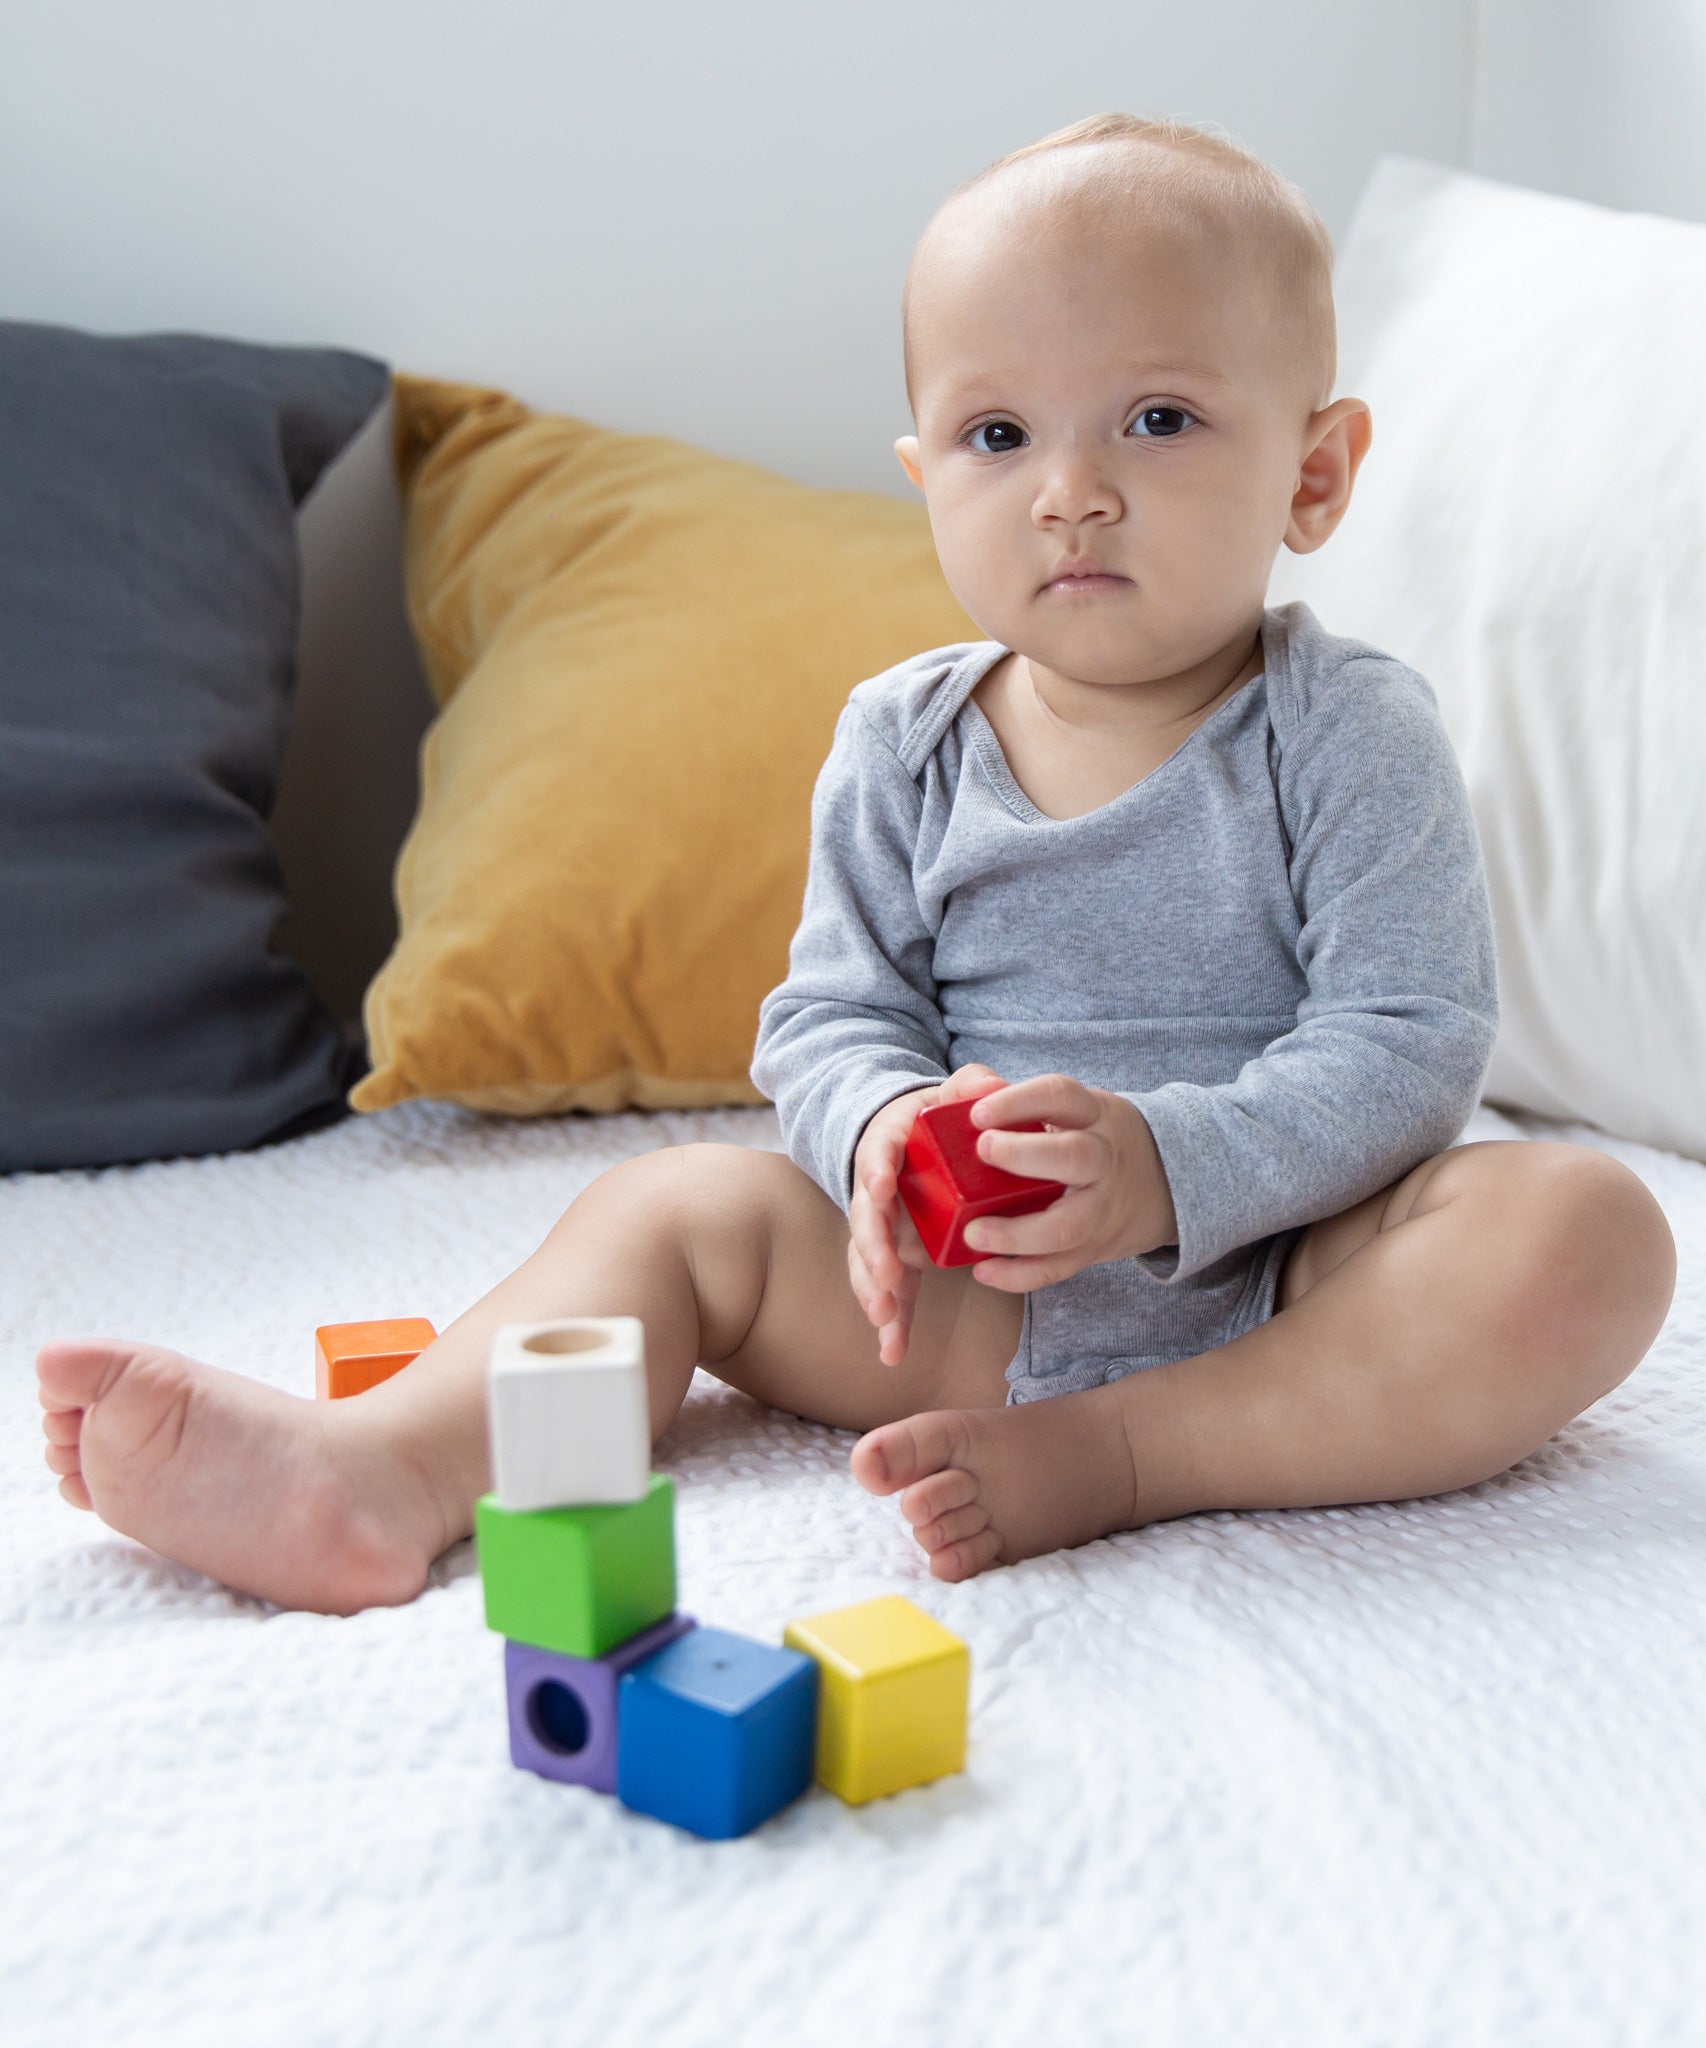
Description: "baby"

(37, 113), (1676, 1613)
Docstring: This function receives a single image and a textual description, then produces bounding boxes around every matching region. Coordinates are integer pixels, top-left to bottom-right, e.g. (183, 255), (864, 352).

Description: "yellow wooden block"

(782, 1595), (969, 1805)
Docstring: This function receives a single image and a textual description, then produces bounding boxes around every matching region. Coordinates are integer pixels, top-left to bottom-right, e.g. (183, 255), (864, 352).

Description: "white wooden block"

(486, 1317), (650, 1510)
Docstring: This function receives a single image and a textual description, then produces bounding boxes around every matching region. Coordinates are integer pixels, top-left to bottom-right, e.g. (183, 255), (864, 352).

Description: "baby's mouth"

(1041, 571), (1131, 595)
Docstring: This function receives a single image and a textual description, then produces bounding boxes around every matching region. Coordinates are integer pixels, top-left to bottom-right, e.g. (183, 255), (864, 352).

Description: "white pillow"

(1266, 157), (1706, 1161)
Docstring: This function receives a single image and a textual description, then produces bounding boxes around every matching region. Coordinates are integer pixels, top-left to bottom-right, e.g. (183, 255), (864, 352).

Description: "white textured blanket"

(4, 1099), (1703, 2047)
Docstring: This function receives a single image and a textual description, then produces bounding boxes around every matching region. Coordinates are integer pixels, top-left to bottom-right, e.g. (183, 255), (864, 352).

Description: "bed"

(5, 1090), (1703, 2045)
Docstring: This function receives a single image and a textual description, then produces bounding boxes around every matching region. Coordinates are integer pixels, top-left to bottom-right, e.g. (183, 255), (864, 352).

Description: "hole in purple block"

(527, 1678), (591, 1755)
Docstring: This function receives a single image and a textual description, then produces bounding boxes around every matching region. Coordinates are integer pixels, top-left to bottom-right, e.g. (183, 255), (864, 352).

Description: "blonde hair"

(901, 111), (1337, 418)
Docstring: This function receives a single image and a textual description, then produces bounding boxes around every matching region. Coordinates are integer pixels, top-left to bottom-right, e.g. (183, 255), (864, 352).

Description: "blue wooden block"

(615, 1626), (819, 1840)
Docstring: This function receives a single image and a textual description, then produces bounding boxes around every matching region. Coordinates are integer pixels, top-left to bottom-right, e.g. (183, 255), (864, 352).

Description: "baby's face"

(897, 216), (1331, 690)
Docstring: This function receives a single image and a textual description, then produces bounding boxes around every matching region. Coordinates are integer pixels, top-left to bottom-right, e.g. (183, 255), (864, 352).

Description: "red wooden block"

(895, 1098), (1065, 1267)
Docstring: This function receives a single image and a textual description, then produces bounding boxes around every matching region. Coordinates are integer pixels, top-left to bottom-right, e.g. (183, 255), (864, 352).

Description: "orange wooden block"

(314, 1318), (437, 1400)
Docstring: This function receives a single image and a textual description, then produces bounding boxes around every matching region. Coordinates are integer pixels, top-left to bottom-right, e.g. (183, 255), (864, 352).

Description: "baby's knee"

(1546, 1146), (1675, 1316)
(642, 1141), (810, 1225)
(575, 1139), (808, 1271)
(1504, 1145), (1676, 1388)
(655, 1143), (828, 1360)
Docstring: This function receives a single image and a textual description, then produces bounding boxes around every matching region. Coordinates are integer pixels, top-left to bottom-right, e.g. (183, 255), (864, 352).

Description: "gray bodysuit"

(748, 599), (1499, 1403)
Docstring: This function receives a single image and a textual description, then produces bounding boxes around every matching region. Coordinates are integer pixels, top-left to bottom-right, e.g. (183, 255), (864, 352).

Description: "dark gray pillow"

(0, 321), (388, 1172)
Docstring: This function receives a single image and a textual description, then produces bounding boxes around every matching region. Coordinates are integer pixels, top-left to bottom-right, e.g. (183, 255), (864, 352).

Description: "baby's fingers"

(938, 1064), (1007, 1106)
(961, 1189), (1091, 1291)
(864, 1133), (902, 1202)
(846, 1235), (890, 1323)
(875, 1264), (922, 1366)
(851, 1168), (904, 1293)
(846, 1236), (917, 1366)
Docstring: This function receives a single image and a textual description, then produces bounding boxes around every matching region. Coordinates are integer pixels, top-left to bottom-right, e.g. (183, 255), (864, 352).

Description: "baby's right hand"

(848, 1063), (1007, 1367)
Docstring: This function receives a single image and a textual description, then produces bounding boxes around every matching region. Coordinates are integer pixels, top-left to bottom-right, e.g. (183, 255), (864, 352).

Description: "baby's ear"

(893, 436), (924, 491)
(1284, 398), (1373, 554)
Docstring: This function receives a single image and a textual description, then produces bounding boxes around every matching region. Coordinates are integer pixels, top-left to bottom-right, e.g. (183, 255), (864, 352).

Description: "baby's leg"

(855, 1139), (1677, 1580)
(37, 1143), (1021, 1615)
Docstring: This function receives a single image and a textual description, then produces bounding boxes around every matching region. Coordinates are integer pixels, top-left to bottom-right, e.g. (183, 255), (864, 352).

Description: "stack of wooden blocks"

(475, 1315), (972, 1839)
(314, 1311), (975, 1838)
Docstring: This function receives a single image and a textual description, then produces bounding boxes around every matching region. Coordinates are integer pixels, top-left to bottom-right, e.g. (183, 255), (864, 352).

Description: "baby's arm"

(1121, 658), (1500, 1281)
(750, 697), (953, 1217)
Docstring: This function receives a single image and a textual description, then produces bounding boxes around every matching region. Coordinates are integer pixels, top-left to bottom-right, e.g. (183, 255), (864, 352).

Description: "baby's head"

(895, 114), (1372, 690)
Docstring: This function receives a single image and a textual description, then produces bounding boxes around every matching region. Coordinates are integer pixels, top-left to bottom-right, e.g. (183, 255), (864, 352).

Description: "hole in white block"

(520, 1328), (614, 1357)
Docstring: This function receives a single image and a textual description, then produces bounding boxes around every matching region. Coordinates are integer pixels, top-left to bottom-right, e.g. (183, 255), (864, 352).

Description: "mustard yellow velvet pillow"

(352, 373), (979, 1117)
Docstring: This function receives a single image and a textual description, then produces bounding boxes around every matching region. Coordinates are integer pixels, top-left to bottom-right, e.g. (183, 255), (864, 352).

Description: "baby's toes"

(929, 1524), (1004, 1584)
(42, 1406), (84, 1483)
(37, 1339), (132, 1418)
(42, 1406), (82, 1448)
(44, 1439), (82, 1478)
(913, 1500), (990, 1557)
(899, 1464), (978, 1528)
(58, 1473), (94, 1511)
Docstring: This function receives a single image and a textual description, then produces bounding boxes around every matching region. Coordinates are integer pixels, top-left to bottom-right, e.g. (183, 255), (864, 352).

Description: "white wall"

(1, 0), (1473, 481)
(0, 1), (1482, 1018)
(1472, 0), (1706, 223)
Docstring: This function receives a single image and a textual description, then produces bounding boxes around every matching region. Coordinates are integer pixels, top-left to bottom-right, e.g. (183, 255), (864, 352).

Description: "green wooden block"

(475, 1474), (675, 1658)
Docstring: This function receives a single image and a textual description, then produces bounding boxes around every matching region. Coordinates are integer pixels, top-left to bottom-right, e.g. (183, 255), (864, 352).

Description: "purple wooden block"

(504, 1614), (696, 1792)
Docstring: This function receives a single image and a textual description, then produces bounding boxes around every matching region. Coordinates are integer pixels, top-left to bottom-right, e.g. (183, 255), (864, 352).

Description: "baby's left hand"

(961, 1073), (1179, 1290)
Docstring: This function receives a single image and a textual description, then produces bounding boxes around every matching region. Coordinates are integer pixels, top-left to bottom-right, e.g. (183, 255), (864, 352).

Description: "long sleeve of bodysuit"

(750, 700), (951, 1214)
(1124, 656), (1499, 1281)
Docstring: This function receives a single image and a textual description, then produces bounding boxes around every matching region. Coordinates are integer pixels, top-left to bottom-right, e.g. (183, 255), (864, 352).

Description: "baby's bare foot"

(36, 1340), (455, 1614)
(849, 1387), (1139, 1581)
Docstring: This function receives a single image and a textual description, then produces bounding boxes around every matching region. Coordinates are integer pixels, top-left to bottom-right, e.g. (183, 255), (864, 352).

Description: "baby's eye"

(963, 418), (1026, 455)
(1128, 406), (1196, 438)
(960, 406), (1198, 454)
